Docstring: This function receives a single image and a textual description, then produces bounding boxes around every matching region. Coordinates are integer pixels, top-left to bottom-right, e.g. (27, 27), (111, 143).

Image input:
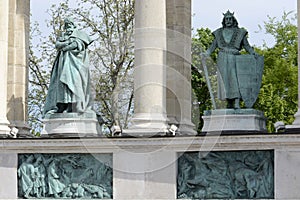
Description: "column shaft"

(127, 0), (169, 136)
(166, 0), (196, 135)
(0, 0), (11, 135)
(7, 0), (30, 134)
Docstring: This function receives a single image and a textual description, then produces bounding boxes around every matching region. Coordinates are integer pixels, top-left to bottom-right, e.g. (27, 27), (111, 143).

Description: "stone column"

(7, 0), (30, 135)
(166, 0), (196, 135)
(0, 0), (11, 136)
(127, 0), (169, 136)
(288, 0), (300, 129)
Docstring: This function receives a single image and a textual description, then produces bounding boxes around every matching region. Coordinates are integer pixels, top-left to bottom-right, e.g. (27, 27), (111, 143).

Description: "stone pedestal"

(41, 112), (99, 137)
(202, 109), (266, 133)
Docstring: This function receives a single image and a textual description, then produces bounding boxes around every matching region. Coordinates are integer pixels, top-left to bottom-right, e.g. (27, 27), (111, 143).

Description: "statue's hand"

(252, 52), (259, 59)
(62, 42), (77, 52)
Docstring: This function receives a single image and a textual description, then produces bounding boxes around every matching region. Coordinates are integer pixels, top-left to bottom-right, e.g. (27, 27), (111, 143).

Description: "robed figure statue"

(205, 11), (263, 109)
(43, 18), (93, 115)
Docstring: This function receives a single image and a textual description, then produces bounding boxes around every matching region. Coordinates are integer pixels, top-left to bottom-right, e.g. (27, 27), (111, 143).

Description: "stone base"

(9, 121), (31, 138)
(177, 119), (197, 136)
(202, 109), (266, 133)
(286, 110), (300, 131)
(125, 113), (169, 137)
(286, 110), (300, 130)
(0, 119), (11, 138)
(2, 135), (300, 199)
(41, 112), (99, 137)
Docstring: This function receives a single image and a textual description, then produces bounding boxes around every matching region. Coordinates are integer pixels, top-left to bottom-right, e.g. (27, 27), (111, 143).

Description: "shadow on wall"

(7, 95), (26, 126)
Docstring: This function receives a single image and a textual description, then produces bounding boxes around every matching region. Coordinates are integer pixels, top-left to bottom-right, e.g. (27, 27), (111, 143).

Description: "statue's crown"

(223, 10), (234, 17)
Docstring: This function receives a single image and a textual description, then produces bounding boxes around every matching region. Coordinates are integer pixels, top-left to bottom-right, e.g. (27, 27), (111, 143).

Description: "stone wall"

(1, 135), (300, 199)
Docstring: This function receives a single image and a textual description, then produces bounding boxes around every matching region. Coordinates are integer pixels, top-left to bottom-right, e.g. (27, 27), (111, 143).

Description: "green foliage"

(192, 28), (217, 65)
(254, 11), (298, 132)
(191, 67), (211, 132)
(191, 28), (214, 132)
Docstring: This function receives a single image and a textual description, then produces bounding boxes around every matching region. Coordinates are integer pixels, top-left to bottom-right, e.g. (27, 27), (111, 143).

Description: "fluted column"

(0, 0), (11, 136)
(166, 0), (196, 135)
(6, 0), (30, 135)
(127, 0), (169, 136)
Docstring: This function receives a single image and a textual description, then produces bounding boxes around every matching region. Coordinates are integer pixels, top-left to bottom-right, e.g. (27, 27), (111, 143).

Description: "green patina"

(205, 11), (263, 109)
(177, 150), (274, 199)
(43, 17), (94, 116)
(18, 153), (112, 199)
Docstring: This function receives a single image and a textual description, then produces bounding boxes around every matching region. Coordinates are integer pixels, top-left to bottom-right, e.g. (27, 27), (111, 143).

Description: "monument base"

(177, 119), (197, 136)
(2, 134), (300, 199)
(286, 110), (300, 132)
(202, 109), (266, 133)
(124, 113), (169, 137)
(41, 112), (99, 137)
(10, 122), (31, 138)
(0, 119), (11, 137)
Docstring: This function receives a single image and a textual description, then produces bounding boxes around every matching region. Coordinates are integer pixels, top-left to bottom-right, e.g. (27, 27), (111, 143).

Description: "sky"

(31, 0), (297, 47)
(192, 0), (297, 47)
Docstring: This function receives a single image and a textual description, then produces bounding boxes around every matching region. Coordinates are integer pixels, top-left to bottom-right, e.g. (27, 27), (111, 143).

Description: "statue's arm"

(242, 36), (256, 55)
(61, 41), (78, 52)
(55, 39), (70, 50)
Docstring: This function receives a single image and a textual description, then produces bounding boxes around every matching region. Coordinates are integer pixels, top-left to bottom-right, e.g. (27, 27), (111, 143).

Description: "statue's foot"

(226, 99), (234, 109)
(234, 99), (240, 109)
(57, 103), (68, 113)
(66, 103), (73, 112)
(226, 104), (233, 109)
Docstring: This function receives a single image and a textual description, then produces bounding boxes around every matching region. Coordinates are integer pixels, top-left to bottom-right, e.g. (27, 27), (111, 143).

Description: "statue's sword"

(201, 55), (217, 109)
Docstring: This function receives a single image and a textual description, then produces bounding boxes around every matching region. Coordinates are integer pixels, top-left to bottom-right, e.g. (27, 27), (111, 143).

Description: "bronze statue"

(43, 18), (93, 116)
(205, 11), (263, 109)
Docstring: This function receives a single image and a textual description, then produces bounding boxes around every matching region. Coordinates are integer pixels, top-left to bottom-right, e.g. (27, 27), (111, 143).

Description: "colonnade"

(128, 0), (195, 136)
(1, 0), (300, 136)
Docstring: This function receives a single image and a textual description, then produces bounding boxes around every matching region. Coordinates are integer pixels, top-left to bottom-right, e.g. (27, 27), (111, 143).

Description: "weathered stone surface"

(42, 112), (98, 137)
(202, 109), (266, 132)
(7, 0), (30, 135)
(0, 0), (11, 136)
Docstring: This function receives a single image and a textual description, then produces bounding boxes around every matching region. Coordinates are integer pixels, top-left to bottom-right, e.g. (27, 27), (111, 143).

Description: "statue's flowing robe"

(18, 163), (35, 194)
(43, 30), (92, 115)
(47, 162), (65, 195)
(207, 27), (254, 100)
